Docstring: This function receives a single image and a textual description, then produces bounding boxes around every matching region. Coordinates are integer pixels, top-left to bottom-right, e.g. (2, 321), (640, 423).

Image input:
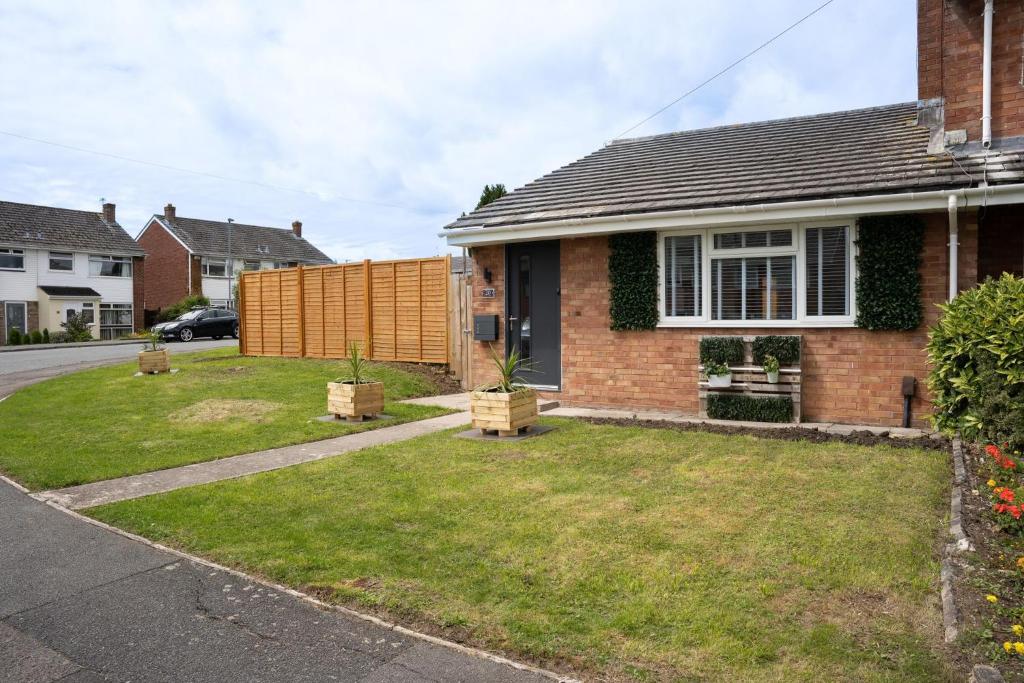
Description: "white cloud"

(0, 0), (916, 260)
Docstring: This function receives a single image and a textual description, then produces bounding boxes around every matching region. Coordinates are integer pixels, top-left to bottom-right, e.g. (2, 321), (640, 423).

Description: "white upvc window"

(242, 259), (260, 271)
(0, 247), (25, 271)
(89, 254), (132, 277)
(201, 257), (228, 277)
(658, 222), (856, 328)
(99, 302), (133, 340)
(48, 251), (74, 272)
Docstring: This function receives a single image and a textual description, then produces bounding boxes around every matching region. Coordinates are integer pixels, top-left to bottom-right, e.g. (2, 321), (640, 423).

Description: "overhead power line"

(0, 128), (430, 213)
(613, 0), (839, 139)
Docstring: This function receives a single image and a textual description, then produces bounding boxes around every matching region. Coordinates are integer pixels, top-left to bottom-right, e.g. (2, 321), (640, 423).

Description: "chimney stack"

(164, 203), (176, 221)
(292, 220), (302, 238)
(102, 202), (116, 223)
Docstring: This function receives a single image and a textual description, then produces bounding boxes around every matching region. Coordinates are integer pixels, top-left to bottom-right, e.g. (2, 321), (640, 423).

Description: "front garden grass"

(0, 347), (450, 490)
(89, 418), (952, 681)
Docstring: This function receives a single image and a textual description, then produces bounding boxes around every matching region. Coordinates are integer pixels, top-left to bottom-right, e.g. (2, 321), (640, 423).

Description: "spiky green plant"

(339, 341), (372, 384)
(145, 327), (164, 352)
(483, 344), (532, 393)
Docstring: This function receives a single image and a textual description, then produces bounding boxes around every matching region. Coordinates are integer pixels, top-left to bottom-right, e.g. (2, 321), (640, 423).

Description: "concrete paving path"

(0, 478), (554, 682)
(39, 410), (472, 510)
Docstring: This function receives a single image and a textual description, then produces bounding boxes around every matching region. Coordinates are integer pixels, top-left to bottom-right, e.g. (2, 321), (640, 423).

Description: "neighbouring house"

(446, 0), (1024, 428)
(0, 201), (144, 344)
(136, 204), (333, 314)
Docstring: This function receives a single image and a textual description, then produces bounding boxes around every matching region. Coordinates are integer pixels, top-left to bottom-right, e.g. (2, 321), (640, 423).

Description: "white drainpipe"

(948, 195), (959, 300)
(982, 0), (995, 148)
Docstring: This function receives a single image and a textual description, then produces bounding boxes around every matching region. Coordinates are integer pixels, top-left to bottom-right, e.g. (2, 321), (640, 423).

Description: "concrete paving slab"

(314, 413), (395, 424)
(454, 424), (556, 441)
(38, 411), (472, 510)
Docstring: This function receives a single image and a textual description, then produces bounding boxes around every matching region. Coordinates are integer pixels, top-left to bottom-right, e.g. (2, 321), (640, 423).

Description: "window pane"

(204, 259), (227, 277)
(49, 252), (73, 271)
(712, 255), (794, 321)
(664, 235), (702, 317)
(713, 230), (791, 250)
(90, 256), (131, 277)
(806, 227), (848, 316)
(0, 249), (24, 269)
(243, 260), (260, 271)
(769, 256), (795, 320)
(743, 232), (768, 248)
(712, 258), (743, 320)
(714, 232), (743, 250)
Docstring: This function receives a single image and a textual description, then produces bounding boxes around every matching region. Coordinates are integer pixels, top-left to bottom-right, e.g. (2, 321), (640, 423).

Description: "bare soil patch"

(375, 361), (463, 396)
(168, 399), (281, 423)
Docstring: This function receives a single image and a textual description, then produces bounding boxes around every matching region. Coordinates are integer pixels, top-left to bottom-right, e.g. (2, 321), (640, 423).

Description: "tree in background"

(476, 184), (507, 210)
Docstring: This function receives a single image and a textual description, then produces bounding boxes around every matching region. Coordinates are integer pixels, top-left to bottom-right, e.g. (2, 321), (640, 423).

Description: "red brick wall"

(132, 256), (145, 331)
(979, 205), (1024, 279)
(918, 0), (1024, 142)
(190, 257), (203, 296)
(470, 213), (963, 428)
(138, 221), (191, 311)
(469, 245), (506, 388)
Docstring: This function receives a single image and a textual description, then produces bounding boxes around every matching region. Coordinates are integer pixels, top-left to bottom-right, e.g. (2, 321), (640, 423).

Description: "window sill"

(658, 319), (856, 329)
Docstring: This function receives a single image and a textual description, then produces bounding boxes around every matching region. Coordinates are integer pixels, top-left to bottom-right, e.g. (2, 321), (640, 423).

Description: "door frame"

(505, 241), (561, 391)
(4, 300), (28, 340)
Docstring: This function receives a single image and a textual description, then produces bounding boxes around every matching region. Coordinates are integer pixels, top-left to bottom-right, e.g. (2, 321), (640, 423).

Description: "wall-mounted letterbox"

(473, 314), (499, 341)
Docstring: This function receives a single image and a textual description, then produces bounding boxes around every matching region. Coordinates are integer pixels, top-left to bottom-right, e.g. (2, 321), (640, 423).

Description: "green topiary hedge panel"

(608, 232), (659, 331)
(855, 215), (925, 331)
(699, 336), (744, 365)
(752, 335), (801, 365)
(707, 393), (793, 423)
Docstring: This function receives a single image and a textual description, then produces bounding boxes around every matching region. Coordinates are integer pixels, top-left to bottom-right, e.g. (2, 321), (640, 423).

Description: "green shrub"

(60, 312), (93, 342)
(30, 330), (43, 344)
(608, 232), (658, 331)
(159, 294), (211, 322)
(7, 328), (22, 345)
(927, 274), (1024, 447)
(42, 328), (50, 343)
(855, 215), (924, 330)
(752, 335), (800, 365)
(699, 336), (744, 365)
(707, 394), (793, 423)
(49, 331), (71, 344)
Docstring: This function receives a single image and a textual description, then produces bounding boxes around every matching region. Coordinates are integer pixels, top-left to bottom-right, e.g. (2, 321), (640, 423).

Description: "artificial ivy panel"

(609, 232), (659, 331)
(855, 215), (925, 331)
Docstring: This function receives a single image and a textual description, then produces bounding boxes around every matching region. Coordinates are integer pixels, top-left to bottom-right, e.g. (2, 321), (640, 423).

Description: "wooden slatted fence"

(239, 255), (450, 364)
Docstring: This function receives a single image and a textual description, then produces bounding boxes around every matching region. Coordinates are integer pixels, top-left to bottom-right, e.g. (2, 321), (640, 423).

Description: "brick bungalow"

(137, 204), (332, 315)
(445, 0), (1024, 428)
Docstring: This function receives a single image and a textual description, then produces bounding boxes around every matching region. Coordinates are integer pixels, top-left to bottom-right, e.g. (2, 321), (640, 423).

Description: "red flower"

(995, 503), (1008, 513)
(1000, 488), (1016, 503)
(1011, 506), (1022, 520)
(988, 444), (1002, 459)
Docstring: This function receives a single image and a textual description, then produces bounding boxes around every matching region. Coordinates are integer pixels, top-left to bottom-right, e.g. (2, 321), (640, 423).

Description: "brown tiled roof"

(447, 102), (1024, 230)
(0, 201), (143, 254)
(158, 216), (333, 264)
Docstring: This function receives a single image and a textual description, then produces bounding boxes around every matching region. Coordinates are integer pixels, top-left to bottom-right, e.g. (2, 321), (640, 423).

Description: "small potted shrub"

(763, 354), (780, 384)
(138, 328), (171, 374)
(704, 360), (732, 388)
(470, 345), (538, 436)
(327, 342), (384, 421)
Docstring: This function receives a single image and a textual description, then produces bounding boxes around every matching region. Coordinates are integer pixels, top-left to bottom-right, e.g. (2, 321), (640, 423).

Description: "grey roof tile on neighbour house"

(446, 102), (1024, 230)
(157, 215), (333, 264)
(0, 201), (143, 254)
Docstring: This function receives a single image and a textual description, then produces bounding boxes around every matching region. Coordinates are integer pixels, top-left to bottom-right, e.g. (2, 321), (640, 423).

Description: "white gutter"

(947, 194), (959, 300)
(442, 183), (1024, 247)
(982, 0), (995, 148)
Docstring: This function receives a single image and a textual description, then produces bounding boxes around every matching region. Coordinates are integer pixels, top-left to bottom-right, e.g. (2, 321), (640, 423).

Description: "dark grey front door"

(506, 240), (560, 389)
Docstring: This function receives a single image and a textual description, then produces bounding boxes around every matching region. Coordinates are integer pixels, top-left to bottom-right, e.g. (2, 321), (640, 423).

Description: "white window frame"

(98, 302), (133, 340)
(0, 247), (25, 272)
(657, 221), (857, 328)
(48, 251), (74, 273)
(89, 254), (133, 278)
(201, 257), (229, 278)
(242, 259), (260, 271)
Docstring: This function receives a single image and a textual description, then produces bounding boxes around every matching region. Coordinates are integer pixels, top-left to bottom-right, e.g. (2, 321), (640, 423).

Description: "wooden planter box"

(470, 388), (538, 437)
(327, 381), (384, 421)
(138, 349), (170, 374)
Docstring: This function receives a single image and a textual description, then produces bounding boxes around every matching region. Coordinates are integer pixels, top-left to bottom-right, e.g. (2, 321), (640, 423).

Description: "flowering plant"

(985, 443), (1024, 533)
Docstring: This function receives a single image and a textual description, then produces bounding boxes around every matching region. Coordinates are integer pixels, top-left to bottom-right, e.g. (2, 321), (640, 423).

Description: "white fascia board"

(442, 184), (1024, 247)
(137, 216), (193, 253)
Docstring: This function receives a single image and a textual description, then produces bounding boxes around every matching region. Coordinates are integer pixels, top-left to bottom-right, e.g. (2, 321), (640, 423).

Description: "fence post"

(238, 272), (247, 355)
(363, 259), (373, 358)
(296, 266), (306, 358)
(444, 254), (451, 365)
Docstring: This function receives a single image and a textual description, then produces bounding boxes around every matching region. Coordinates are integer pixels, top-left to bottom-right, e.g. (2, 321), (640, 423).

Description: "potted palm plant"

(763, 354), (780, 384)
(138, 328), (171, 374)
(327, 342), (384, 421)
(470, 345), (538, 437)
(704, 360), (732, 388)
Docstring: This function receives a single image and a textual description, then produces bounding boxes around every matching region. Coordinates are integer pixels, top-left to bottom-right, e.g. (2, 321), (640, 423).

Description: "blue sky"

(0, 1), (917, 261)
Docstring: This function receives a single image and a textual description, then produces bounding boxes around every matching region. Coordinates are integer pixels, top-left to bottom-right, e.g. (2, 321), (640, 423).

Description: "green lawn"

(0, 347), (450, 490)
(89, 418), (952, 681)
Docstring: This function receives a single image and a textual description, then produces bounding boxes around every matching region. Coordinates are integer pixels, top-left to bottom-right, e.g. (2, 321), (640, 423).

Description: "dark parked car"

(154, 308), (239, 342)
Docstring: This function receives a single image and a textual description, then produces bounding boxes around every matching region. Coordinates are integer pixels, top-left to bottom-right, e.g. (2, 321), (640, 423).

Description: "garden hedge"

(699, 336), (744, 366)
(707, 394), (793, 423)
(855, 215), (924, 330)
(752, 335), (800, 365)
(608, 232), (658, 331)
